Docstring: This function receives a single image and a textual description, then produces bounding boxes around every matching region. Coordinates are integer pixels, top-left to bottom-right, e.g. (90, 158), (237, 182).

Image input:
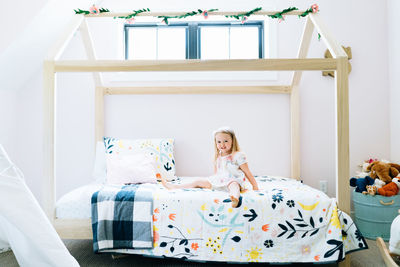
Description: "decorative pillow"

(103, 137), (176, 180)
(106, 153), (157, 185)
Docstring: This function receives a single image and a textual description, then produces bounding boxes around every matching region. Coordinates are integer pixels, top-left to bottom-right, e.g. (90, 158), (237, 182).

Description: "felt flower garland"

(73, 4), (320, 24)
(74, 5), (109, 15)
(224, 7), (262, 23)
(299, 4), (319, 17)
(157, 9), (218, 25)
(116, 8), (151, 24)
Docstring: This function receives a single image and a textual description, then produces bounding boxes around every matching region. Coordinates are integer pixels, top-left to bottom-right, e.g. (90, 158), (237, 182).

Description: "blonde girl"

(161, 127), (259, 208)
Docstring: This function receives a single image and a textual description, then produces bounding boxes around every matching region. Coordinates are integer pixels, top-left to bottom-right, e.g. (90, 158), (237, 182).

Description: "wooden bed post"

(308, 13), (349, 212)
(336, 55), (350, 267)
(43, 15), (84, 221)
(95, 87), (105, 143)
(290, 17), (314, 180)
(335, 57), (350, 214)
(43, 60), (56, 222)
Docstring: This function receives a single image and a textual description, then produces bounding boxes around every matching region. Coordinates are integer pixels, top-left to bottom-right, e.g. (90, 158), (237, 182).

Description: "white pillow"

(103, 137), (176, 181)
(106, 153), (157, 185)
(92, 141), (107, 184)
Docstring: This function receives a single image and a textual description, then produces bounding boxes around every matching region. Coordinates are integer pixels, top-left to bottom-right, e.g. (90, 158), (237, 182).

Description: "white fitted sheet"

(56, 183), (104, 219)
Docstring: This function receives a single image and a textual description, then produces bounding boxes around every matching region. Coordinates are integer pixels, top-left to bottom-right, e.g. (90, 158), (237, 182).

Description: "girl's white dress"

(207, 152), (247, 191)
(390, 213), (400, 255)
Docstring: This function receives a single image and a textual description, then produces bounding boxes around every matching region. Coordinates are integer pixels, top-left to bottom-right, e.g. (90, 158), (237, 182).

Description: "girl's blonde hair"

(213, 126), (240, 161)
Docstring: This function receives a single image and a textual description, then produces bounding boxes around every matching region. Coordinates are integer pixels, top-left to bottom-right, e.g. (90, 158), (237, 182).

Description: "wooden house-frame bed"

(43, 10), (351, 265)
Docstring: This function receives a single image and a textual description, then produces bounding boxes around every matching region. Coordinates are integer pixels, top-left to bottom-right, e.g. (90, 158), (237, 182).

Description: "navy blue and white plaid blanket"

(91, 183), (156, 253)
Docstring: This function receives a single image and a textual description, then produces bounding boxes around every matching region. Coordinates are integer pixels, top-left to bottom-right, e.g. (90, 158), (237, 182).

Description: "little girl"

(161, 127), (259, 208)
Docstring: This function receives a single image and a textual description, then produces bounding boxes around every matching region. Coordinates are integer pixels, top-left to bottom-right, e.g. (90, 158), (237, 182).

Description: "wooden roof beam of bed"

(84, 10), (309, 18)
(80, 18), (103, 88)
(53, 58), (337, 72)
(46, 15), (84, 61)
(100, 85), (291, 95)
(290, 17), (315, 180)
(308, 13), (347, 58)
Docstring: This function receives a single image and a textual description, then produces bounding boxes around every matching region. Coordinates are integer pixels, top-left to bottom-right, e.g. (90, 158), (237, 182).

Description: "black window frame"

(124, 21), (265, 60)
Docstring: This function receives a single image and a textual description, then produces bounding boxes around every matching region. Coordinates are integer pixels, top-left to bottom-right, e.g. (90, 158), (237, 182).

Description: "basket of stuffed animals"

(350, 160), (400, 241)
(352, 191), (400, 241)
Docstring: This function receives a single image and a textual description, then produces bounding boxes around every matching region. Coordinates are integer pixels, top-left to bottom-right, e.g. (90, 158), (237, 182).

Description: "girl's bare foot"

(230, 195), (239, 208)
(161, 176), (178, 190)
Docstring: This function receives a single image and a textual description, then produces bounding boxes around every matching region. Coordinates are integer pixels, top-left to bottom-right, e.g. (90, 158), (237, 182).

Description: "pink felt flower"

(126, 17), (135, 24)
(311, 4), (319, 13)
(89, 5), (100, 14)
(241, 16), (248, 24)
(203, 10), (209, 19)
(278, 15), (286, 23)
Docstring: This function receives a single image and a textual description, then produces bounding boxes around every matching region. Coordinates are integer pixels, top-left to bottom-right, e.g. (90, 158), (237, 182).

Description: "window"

(124, 21), (264, 60)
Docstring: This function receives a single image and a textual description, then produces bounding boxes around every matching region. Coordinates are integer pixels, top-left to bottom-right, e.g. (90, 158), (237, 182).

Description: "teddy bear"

(367, 161), (400, 184)
(377, 178), (400, 197)
(350, 176), (375, 194)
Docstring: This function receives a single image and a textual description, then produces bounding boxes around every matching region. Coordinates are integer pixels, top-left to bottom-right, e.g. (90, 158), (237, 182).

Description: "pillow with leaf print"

(103, 137), (176, 181)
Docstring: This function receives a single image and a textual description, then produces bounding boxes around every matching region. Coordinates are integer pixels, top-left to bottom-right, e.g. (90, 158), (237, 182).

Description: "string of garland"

(299, 4), (319, 17)
(268, 7), (298, 19)
(224, 7), (262, 21)
(116, 8), (151, 20)
(73, 4), (319, 24)
(74, 6), (109, 15)
(158, 9), (218, 25)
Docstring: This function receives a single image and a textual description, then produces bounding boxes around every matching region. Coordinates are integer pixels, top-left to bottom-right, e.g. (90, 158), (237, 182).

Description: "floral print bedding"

(110, 176), (367, 263)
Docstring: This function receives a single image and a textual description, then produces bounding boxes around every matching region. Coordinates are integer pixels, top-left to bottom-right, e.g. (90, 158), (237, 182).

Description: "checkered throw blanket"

(91, 183), (156, 253)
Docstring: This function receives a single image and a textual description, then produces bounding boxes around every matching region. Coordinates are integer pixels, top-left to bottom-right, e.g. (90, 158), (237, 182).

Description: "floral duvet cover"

(110, 176), (367, 263)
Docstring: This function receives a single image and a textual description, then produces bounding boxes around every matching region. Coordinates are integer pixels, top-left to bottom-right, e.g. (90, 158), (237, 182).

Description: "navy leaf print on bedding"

(324, 239), (343, 260)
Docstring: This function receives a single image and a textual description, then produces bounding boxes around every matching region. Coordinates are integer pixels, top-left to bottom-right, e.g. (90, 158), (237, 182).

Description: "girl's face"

(215, 133), (233, 155)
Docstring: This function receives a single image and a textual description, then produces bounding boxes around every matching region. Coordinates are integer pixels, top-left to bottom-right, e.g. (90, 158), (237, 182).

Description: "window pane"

(230, 27), (259, 59)
(128, 28), (156, 59)
(200, 27), (229, 59)
(158, 28), (186, 59)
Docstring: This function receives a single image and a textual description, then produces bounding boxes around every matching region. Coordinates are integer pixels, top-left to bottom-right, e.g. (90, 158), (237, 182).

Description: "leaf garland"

(116, 8), (151, 20)
(74, 7), (109, 15)
(224, 7), (262, 21)
(158, 9), (218, 25)
(74, 4), (320, 24)
(268, 7), (298, 19)
(299, 4), (319, 17)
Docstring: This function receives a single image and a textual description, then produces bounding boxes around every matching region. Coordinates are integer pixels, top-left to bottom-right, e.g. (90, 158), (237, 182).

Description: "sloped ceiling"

(0, 0), (92, 91)
(0, 0), (276, 91)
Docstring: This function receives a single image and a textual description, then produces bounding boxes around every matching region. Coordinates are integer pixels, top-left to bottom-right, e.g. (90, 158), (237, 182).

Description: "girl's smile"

(215, 133), (233, 156)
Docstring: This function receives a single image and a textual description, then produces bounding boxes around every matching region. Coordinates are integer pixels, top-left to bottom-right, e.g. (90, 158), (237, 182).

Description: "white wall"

(2, 0), (392, 203)
(388, 0), (400, 162)
(0, 91), (17, 160)
(0, 0), (48, 54)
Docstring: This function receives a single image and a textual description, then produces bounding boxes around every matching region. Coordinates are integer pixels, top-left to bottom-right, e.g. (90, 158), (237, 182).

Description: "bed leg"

(338, 255), (351, 267)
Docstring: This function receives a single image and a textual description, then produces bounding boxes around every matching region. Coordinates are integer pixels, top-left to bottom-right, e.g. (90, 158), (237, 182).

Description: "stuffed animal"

(364, 178), (387, 195)
(374, 178), (386, 189)
(350, 176), (375, 193)
(378, 178), (400, 197)
(367, 161), (400, 184)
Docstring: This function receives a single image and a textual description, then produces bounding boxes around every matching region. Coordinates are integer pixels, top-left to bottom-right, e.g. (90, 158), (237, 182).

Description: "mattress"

(58, 176), (368, 263)
(56, 183), (104, 219)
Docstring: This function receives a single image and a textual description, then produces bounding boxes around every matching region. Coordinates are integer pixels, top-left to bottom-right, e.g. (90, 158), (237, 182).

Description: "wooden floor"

(0, 238), (395, 267)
